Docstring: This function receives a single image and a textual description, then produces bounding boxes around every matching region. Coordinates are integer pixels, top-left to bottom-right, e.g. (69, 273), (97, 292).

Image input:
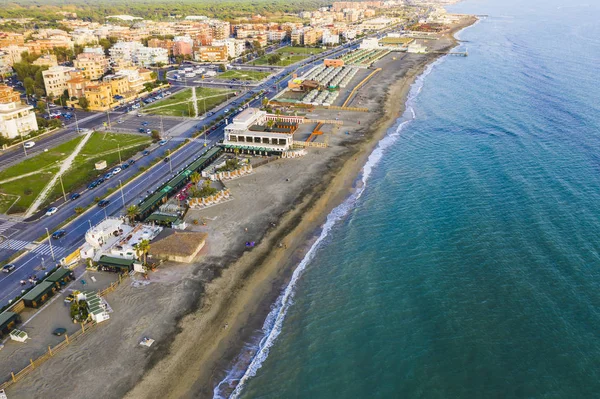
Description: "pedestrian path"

(0, 239), (29, 251)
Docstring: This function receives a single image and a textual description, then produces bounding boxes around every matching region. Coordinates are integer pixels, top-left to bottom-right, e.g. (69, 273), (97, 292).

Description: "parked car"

(52, 328), (67, 336)
(158, 140), (167, 146)
(2, 264), (15, 273)
(97, 199), (110, 208)
(88, 180), (98, 189)
(97, 177), (105, 184)
(142, 150), (150, 156)
(138, 128), (146, 133)
(117, 119), (124, 124)
(128, 159), (136, 165)
(112, 167), (122, 174)
(121, 163), (129, 169)
(104, 172), (112, 180)
(24, 141), (35, 149)
(52, 229), (66, 239)
(64, 294), (75, 304)
(45, 207), (58, 216)
(146, 129), (152, 134)
(70, 193), (80, 200)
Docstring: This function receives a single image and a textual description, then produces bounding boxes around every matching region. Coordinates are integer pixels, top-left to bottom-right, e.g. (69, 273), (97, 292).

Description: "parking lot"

(106, 113), (186, 138)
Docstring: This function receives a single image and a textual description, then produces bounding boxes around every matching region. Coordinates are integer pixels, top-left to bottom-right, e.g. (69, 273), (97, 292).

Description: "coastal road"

(0, 39), (362, 307)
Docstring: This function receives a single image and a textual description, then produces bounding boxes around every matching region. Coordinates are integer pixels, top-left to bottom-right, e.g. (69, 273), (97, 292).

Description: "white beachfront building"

(222, 108), (295, 154)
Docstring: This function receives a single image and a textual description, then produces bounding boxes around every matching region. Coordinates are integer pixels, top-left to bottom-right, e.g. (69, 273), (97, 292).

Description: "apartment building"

(267, 30), (287, 42)
(74, 52), (109, 80)
(110, 41), (168, 68)
(210, 22), (230, 40)
(42, 65), (76, 97)
(148, 38), (174, 55)
(212, 39), (245, 59)
(196, 45), (228, 62)
(0, 85), (38, 139)
(32, 54), (58, 68)
(322, 30), (340, 45)
(0, 45), (28, 66)
(25, 36), (74, 54)
(0, 32), (25, 47)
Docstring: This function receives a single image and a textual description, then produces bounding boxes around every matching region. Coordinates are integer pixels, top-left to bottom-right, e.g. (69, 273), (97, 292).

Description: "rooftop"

(149, 230), (208, 258)
(22, 281), (54, 301)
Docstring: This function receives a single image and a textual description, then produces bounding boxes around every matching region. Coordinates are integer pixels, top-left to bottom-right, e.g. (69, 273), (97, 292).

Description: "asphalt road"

(0, 39), (361, 307)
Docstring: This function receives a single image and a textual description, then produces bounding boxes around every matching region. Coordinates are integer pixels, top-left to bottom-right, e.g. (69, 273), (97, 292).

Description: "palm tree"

(135, 239), (151, 265)
(266, 119), (274, 129)
(126, 205), (139, 222)
(190, 172), (201, 185)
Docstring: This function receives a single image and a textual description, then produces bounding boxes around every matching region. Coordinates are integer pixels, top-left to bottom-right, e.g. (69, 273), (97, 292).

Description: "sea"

(214, 0), (600, 397)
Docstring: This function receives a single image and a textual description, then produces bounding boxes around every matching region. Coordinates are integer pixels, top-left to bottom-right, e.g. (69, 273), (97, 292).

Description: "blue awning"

(113, 95), (124, 100)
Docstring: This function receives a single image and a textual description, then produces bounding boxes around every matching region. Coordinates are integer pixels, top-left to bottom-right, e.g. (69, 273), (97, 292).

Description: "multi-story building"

(71, 28), (99, 45)
(0, 32), (25, 47)
(322, 30), (340, 45)
(66, 74), (88, 99)
(42, 65), (76, 97)
(25, 36), (74, 54)
(148, 38), (174, 54)
(267, 30), (287, 42)
(173, 36), (194, 57)
(83, 45), (106, 56)
(110, 41), (168, 68)
(303, 29), (317, 46)
(213, 39), (245, 58)
(1, 45), (28, 66)
(32, 54), (58, 68)
(210, 22), (230, 40)
(74, 52), (109, 80)
(196, 45), (228, 62)
(83, 82), (113, 111)
(0, 85), (38, 139)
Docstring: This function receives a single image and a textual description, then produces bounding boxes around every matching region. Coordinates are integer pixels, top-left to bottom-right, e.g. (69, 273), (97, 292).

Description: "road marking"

(0, 239), (29, 251)
(31, 244), (66, 258)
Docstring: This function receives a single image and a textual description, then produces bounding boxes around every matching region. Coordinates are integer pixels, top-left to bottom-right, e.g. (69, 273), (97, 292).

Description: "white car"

(45, 207), (58, 216)
(112, 167), (122, 174)
(24, 141), (35, 149)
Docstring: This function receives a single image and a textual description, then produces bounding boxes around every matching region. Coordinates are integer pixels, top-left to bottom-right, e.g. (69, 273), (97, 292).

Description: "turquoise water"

(216, 0), (600, 397)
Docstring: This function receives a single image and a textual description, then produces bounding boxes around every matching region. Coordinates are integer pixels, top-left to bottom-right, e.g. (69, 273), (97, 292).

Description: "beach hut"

(97, 256), (135, 273)
(22, 281), (56, 308)
(148, 230), (208, 263)
(0, 311), (20, 337)
(45, 267), (74, 288)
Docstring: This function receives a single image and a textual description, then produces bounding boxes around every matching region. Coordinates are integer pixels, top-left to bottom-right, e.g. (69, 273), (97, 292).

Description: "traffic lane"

(0, 136), (224, 306)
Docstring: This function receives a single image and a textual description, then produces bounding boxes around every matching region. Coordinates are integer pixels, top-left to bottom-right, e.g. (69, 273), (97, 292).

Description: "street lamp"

(45, 227), (55, 260)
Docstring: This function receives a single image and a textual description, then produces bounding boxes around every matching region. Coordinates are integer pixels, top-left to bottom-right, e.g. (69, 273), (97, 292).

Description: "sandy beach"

(5, 16), (476, 399)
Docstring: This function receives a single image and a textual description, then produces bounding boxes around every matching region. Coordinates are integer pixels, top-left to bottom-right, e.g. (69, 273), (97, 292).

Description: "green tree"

(36, 100), (46, 113)
(135, 239), (151, 265)
(151, 130), (161, 141)
(126, 205), (139, 222)
(23, 77), (35, 95)
(190, 171), (201, 185)
(74, 206), (84, 214)
(78, 97), (89, 110)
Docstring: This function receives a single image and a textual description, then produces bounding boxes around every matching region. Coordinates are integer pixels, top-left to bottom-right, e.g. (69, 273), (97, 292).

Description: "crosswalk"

(0, 239), (66, 258)
(31, 244), (66, 258)
(0, 239), (29, 251)
(0, 221), (16, 235)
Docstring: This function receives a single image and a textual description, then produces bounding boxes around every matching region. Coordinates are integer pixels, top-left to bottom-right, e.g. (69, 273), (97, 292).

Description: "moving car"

(24, 141), (35, 149)
(163, 156), (170, 163)
(138, 128), (146, 133)
(70, 193), (80, 200)
(51, 229), (66, 239)
(2, 264), (15, 273)
(142, 150), (150, 156)
(128, 159), (136, 165)
(104, 172), (113, 180)
(158, 140), (167, 146)
(45, 207), (58, 216)
(97, 199), (110, 208)
(88, 180), (99, 189)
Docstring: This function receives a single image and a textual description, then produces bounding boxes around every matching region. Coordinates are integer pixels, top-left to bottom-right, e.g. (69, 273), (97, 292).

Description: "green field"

(216, 70), (271, 81)
(276, 46), (325, 55)
(143, 87), (234, 117)
(0, 133), (151, 214)
(252, 54), (307, 66)
(0, 138), (83, 214)
(48, 132), (151, 201)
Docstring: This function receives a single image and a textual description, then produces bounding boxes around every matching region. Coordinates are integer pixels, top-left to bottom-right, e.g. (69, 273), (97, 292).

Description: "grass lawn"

(215, 70), (271, 81)
(251, 54), (307, 67)
(48, 132), (151, 201)
(275, 46), (325, 55)
(144, 87), (235, 117)
(0, 137), (83, 214)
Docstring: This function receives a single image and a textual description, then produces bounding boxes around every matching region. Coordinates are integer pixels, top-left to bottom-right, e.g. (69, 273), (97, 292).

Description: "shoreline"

(124, 16), (478, 399)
